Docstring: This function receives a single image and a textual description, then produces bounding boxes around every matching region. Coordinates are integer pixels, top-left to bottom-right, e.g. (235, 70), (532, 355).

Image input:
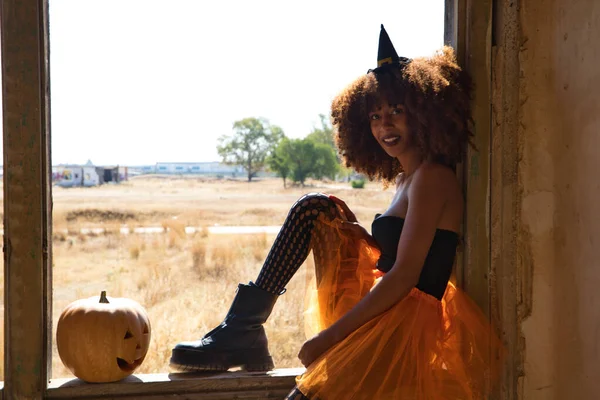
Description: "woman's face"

(368, 101), (412, 158)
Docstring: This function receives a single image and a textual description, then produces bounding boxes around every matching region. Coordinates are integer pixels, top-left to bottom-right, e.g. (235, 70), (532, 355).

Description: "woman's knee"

(291, 193), (338, 216)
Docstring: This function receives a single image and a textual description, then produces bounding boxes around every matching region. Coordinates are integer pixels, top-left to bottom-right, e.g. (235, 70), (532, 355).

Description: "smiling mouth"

(381, 136), (401, 146)
(117, 357), (143, 372)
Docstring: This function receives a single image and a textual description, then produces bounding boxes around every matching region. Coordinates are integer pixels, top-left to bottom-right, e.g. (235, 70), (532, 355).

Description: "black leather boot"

(170, 282), (281, 372)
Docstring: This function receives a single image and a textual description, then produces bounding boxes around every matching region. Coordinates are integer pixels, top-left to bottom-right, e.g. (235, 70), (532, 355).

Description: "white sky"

(2, 0), (444, 166)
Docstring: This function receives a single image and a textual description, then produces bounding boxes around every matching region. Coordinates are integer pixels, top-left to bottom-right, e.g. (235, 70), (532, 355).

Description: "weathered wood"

(1, 0), (52, 399)
(444, 0), (467, 63)
(444, 0), (457, 46)
(446, 0), (496, 356)
(454, 1), (511, 398)
(47, 391), (290, 400)
(52, 391), (291, 400)
(444, 0), (468, 287)
(490, 1), (522, 399)
(46, 369), (301, 399)
(461, 0), (493, 318)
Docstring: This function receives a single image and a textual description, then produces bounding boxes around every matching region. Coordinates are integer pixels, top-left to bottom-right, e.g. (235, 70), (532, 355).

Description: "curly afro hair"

(331, 46), (474, 184)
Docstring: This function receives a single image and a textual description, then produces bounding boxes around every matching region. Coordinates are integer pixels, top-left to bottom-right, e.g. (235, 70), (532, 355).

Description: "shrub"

(351, 179), (365, 189)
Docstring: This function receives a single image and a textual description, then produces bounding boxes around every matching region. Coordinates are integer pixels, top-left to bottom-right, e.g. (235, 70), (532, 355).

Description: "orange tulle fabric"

(296, 215), (505, 400)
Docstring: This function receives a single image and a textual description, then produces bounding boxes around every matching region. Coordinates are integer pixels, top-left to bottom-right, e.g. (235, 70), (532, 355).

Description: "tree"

(306, 114), (336, 149)
(311, 142), (339, 180)
(267, 138), (291, 188)
(282, 138), (339, 186)
(306, 113), (354, 181)
(217, 117), (284, 182)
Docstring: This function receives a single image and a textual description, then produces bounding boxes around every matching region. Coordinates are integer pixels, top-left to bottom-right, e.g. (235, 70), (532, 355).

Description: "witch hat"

(369, 24), (411, 73)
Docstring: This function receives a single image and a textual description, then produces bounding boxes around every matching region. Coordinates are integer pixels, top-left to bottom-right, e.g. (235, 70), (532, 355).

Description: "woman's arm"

(298, 164), (453, 366)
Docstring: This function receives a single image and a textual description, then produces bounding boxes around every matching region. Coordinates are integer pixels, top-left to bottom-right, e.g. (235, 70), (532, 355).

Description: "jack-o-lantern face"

(56, 291), (151, 383)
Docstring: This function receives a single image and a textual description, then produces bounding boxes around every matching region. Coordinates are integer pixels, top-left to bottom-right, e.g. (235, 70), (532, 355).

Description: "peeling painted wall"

(518, 0), (600, 398)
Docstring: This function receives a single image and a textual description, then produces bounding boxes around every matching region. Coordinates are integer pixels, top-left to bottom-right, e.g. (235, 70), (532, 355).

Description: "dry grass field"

(0, 175), (394, 380)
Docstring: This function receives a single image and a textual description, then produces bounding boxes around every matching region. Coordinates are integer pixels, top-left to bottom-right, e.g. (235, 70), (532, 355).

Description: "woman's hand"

(329, 195), (380, 249)
(329, 194), (367, 238)
(329, 195), (357, 222)
(298, 330), (337, 368)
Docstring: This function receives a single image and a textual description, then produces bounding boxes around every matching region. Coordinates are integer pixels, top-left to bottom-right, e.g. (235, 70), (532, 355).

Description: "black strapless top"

(371, 214), (459, 300)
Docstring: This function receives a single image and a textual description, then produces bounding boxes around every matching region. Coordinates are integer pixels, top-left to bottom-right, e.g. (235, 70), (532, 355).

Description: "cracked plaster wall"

(517, 0), (600, 398)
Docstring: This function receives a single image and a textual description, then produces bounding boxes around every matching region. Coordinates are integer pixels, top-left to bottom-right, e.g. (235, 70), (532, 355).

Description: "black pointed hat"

(368, 24), (411, 73)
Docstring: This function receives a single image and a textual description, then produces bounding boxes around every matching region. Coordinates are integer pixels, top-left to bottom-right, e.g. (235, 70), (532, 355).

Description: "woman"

(171, 25), (505, 399)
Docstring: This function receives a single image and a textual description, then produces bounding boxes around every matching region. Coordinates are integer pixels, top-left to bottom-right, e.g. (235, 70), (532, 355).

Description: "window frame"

(1, 0), (514, 398)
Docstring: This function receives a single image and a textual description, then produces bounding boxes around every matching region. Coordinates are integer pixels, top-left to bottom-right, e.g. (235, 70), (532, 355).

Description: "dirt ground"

(51, 175), (394, 228)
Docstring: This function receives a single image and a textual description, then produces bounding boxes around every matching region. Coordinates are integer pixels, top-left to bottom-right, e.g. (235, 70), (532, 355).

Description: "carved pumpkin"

(56, 291), (151, 383)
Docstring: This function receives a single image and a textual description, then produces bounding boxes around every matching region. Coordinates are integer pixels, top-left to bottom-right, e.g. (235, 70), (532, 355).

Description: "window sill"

(45, 368), (303, 399)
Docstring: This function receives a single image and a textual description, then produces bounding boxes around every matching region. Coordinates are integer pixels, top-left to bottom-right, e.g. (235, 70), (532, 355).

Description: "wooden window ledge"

(44, 368), (304, 399)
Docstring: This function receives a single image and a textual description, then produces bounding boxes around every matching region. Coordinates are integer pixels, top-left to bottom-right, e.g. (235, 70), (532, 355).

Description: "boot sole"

(169, 348), (275, 373)
(169, 360), (275, 373)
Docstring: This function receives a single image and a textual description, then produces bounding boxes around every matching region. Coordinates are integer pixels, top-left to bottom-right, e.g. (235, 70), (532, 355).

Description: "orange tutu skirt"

(296, 216), (505, 400)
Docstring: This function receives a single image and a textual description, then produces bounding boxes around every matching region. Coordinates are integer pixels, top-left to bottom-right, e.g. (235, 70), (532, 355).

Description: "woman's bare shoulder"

(413, 163), (458, 187)
(407, 163), (460, 209)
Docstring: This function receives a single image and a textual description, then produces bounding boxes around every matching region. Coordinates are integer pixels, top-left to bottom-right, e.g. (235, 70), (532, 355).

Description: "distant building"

(52, 161), (128, 187)
(53, 165), (85, 187)
(51, 161), (277, 184)
(135, 162), (247, 177)
(101, 165), (127, 183)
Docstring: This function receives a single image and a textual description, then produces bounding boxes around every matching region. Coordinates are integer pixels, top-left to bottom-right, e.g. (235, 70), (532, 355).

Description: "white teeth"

(383, 137), (400, 144)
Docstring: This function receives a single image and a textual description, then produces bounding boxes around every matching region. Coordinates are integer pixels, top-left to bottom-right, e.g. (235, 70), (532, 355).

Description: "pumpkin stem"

(99, 291), (109, 304)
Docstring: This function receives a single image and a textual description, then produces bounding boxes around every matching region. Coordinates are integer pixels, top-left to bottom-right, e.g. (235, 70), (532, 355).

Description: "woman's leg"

(170, 193), (341, 372)
(285, 387), (310, 400)
(255, 192), (341, 294)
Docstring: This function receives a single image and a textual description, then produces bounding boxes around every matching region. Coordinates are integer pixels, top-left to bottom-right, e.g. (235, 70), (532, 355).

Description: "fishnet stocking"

(255, 193), (340, 295)
(285, 387), (310, 400)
